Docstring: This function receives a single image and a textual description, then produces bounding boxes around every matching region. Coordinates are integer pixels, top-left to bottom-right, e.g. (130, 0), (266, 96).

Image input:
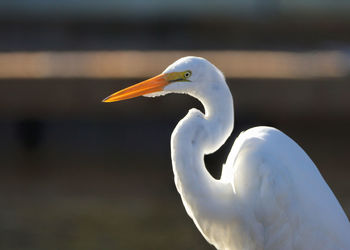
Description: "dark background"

(0, 1), (349, 249)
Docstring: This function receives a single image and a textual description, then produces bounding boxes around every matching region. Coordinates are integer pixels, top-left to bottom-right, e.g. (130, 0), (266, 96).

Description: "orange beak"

(102, 74), (169, 103)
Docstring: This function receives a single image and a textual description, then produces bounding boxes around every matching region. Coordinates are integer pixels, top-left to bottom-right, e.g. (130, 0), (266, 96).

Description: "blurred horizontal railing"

(0, 50), (349, 79)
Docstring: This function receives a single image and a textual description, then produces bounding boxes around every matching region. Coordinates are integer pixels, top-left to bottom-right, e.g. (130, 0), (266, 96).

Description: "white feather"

(145, 57), (350, 249)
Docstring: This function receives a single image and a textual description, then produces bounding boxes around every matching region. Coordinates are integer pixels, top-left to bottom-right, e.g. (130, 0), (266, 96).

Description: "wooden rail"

(0, 50), (348, 79)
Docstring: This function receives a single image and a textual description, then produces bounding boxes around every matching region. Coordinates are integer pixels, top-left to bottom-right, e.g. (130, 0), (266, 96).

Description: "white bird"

(103, 57), (350, 250)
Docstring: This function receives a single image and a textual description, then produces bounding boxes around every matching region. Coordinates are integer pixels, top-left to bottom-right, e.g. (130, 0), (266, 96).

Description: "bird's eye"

(184, 71), (192, 79)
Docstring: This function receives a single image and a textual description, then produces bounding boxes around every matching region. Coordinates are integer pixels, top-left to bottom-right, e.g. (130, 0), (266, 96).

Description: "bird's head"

(103, 56), (225, 102)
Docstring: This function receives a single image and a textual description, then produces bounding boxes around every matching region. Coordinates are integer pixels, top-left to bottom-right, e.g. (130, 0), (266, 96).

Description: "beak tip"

(102, 96), (113, 103)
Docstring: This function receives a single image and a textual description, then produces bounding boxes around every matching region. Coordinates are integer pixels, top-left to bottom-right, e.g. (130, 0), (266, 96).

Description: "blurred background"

(0, 1), (350, 249)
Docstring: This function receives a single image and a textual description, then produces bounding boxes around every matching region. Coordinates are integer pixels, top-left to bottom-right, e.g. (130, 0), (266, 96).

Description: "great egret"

(103, 57), (350, 250)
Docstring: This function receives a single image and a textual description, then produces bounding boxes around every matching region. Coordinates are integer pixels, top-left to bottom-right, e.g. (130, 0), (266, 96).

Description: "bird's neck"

(170, 81), (235, 243)
(171, 81), (234, 175)
(199, 83), (234, 154)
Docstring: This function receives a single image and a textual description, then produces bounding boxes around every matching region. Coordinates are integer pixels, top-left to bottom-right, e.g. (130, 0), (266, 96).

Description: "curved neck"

(170, 81), (235, 244)
(199, 82), (234, 154)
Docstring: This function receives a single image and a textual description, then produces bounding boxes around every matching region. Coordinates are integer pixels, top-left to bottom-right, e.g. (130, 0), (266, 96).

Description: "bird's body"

(217, 126), (350, 250)
(104, 56), (350, 249)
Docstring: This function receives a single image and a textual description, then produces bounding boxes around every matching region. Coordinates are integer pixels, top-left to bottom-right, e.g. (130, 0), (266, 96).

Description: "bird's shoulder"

(221, 126), (288, 182)
(224, 126), (295, 203)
